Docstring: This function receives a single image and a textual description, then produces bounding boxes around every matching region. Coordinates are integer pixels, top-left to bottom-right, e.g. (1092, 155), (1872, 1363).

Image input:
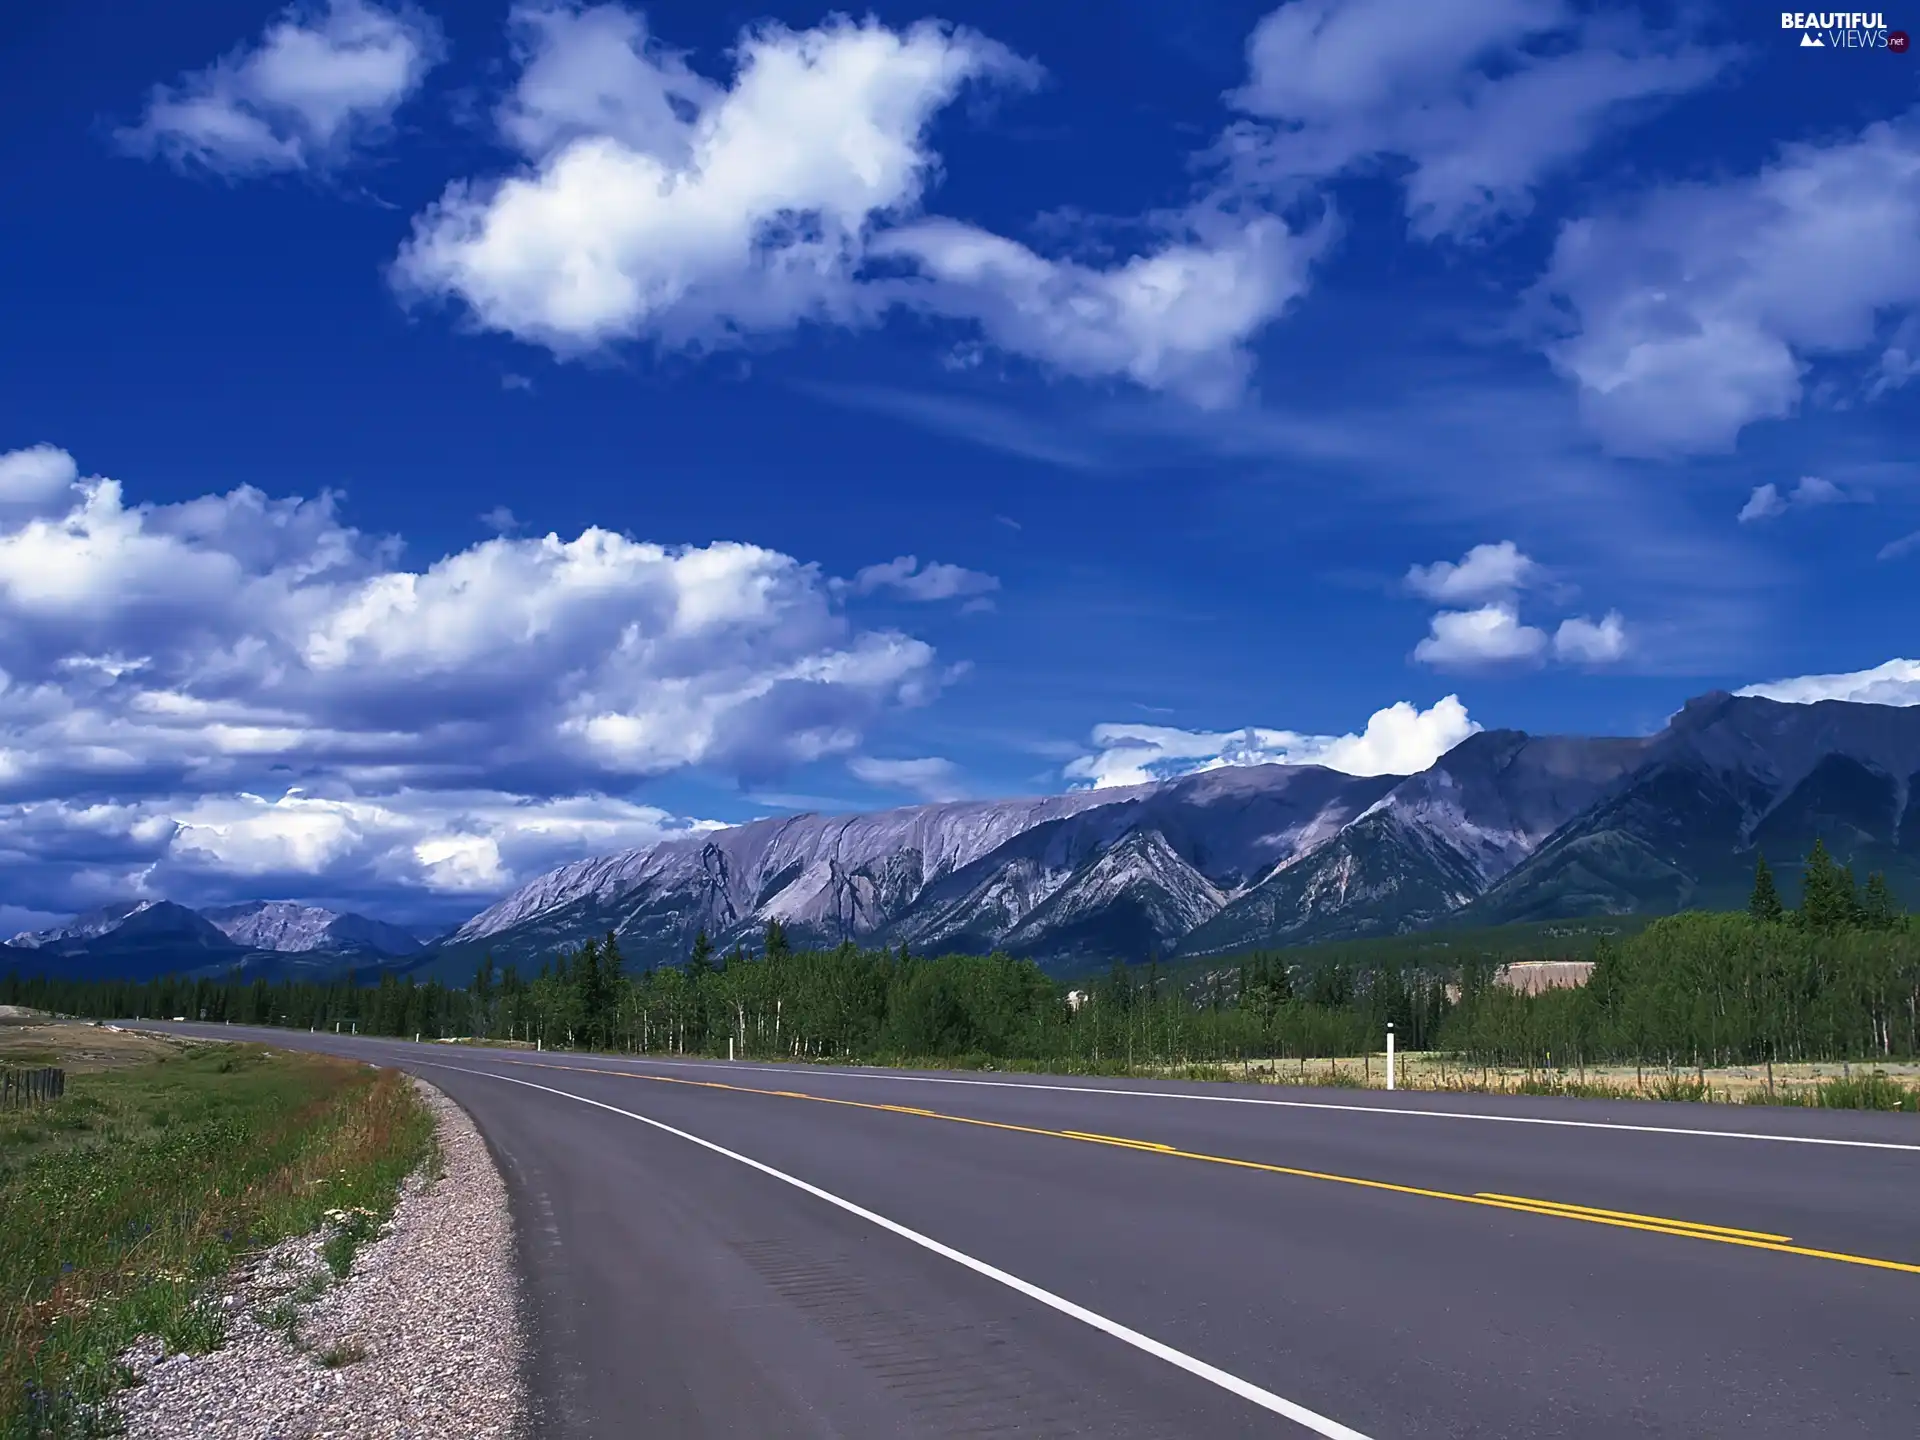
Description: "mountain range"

(410, 691), (1920, 979)
(4, 899), (427, 983)
(7, 692), (1919, 983)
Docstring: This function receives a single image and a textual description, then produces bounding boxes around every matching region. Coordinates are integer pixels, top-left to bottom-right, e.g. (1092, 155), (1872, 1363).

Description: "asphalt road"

(154, 1026), (1920, 1438)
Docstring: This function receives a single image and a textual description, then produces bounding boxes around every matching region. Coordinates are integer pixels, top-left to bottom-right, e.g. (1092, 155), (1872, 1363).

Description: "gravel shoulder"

(116, 1079), (527, 1440)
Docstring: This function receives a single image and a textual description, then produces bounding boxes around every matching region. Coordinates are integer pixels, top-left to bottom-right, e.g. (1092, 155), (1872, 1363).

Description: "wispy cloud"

(116, 0), (444, 177)
(846, 556), (999, 603)
(1879, 530), (1920, 562)
(847, 755), (966, 801)
(1737, 475), (1856, 523)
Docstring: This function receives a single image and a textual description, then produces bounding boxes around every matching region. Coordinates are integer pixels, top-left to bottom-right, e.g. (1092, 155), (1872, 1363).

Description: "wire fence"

(1, 1066), (65, 1109)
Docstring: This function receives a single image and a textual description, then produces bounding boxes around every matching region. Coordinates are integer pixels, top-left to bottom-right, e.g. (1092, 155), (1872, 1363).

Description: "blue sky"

(1, 0), (1916, 927)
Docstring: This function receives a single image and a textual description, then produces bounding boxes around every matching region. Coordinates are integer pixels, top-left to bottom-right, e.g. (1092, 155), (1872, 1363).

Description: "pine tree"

(1749, 852), (1785, 923)
(1863, 871), (1898, 929)
(688, 928), (714, 974)
(1798, 839), (1849, 931)
(763, 919), (791, 964)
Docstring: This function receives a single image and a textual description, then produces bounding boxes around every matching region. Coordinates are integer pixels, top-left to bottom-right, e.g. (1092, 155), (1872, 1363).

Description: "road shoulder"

(117, 1079), (528, 1440)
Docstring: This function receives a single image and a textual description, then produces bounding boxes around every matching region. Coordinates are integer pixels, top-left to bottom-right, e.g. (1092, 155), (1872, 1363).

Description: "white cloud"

(0, 787), (721, 922)
(0, 444), (951, 915)
(394, 10), (1036, 353)
(1413, 603), (1548, 667)
(0, 444), (79, 511)
(1551, 610), (1628, 664)
(1065, 695), (1478, 789)
(847, 755), (965, 801)
(1533, 109), (1920, 456)
(1223, 0), (1726, 239)
(1880, 530), (1920, 562)
(1405, 539), (1537, 604)
(1792, 476), (1844, 506)
(1738, 484), (1787, 523)
(1738, 476), (1852, 523)
(116, 0), (443, 176)
(870, 207), (1330, 408)
(1738, 658), (1920, 707)
(847, 555), (998, 602)
(394, 5), (1327, 406)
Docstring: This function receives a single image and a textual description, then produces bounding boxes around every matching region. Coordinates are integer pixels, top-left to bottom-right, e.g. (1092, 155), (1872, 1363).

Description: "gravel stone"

(116, 1080), (527, 1440)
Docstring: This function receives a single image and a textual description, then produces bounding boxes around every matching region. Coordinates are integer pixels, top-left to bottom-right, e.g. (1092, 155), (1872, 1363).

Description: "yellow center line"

(497, 1057), (1920, 1278)
(1472, 1193), (1792, 1243)
(1061, 1131), (1178, 1152)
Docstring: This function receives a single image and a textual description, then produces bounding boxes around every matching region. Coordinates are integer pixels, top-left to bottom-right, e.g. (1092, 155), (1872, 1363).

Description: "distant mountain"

(1180, 729), (1651, 951)
(5, 900), (251, 982)
(1468, 692), (1920, 922)
(12, 693), (1916, 986)
(5, 899), (423, 983)
(8, 900), (162, 950)
(415, 764), (1395, 978)
(200, 901), (422, 957)
(409, 692), (1920, 979)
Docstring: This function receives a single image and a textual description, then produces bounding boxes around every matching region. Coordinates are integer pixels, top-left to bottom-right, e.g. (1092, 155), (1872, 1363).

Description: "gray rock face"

(421, 693), (1920, 975)
(202, 901), (423, 957)
(431, 764), (1402, 971)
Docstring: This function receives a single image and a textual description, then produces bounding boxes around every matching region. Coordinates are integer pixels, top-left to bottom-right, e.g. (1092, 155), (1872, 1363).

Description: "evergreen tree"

(1798, 839), (1851, 931)
(1748, 852), (1785, 923)
(1863, 871), (1899, 930)
(763, 919), (791, 964)
(688, 928), (715, 975)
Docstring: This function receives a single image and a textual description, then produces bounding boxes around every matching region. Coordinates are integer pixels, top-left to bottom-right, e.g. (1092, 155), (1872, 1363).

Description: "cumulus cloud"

(1738, 658), (1920, 707)
(1879, 530), (1920, 562)
(847, 755), (965, 801)
(0, 788), (720, 923)
(1223, 0), (1727, 239)
(0, 444), (80, 511)
(1404, 540), (1626, 667)
(1064, 695), (1478, 789)
(1551, 610), (1628, 664)
(115, 0), (443, 176)
(1412, 603), (1548, 667)
(394, 10), (1036, 352)
(1533, 108), (1920, 456)
(847, 555), (998, 602)
(0, 444), (950, 917)
(393, 4), (1327, 406)
(1405, 539), (1537, 604)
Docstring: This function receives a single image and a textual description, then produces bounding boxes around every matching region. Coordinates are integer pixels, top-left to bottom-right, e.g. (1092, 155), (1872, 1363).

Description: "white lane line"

(551, 1055), (1920, 1154)
(420, 1060), (1374, 1440)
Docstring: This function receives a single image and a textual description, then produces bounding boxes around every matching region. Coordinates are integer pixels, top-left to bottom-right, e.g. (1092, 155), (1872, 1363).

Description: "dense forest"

(6, 843), (1916, 1074)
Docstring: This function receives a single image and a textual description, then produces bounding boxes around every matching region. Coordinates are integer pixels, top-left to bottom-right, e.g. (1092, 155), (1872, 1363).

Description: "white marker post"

(1385, 1023), (1396, 1092)
(729, 1037), (736, 1061)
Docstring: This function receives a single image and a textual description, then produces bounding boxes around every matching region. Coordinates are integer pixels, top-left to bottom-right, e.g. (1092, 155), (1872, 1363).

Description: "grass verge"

(0, 1041), (434, 1439)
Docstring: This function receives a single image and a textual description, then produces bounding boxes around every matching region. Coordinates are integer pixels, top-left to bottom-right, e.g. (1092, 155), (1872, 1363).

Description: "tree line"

(4, 842), (1913, 1073)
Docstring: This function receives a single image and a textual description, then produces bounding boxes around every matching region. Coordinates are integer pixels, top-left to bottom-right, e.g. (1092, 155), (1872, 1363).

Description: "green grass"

(1741, 1071), (1920, 1111)
(0, 1043), (434, 1439)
